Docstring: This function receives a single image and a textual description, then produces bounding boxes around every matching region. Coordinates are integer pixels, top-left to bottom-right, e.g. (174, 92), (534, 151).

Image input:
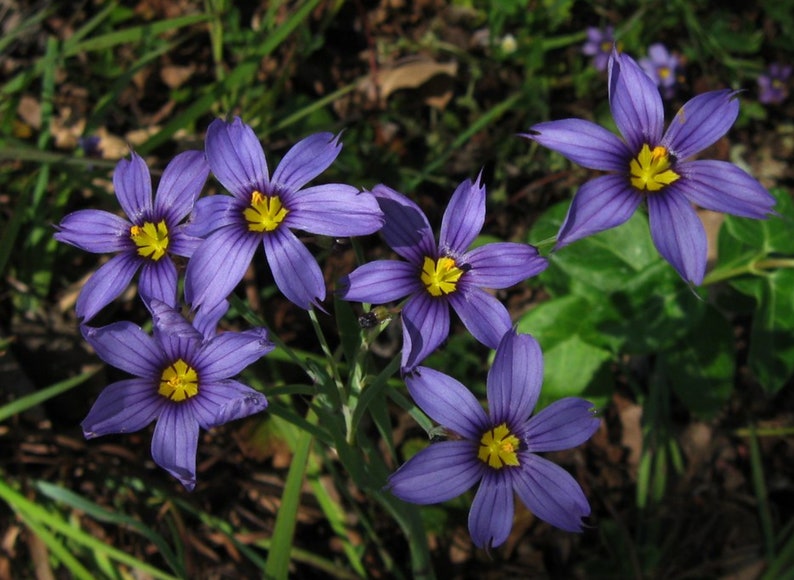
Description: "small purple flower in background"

(639, 43), (681, 99)
(185, 117), (384, 312)
(339, 177), (547, 371)
(582, 26), (618, 72)
(388, 331), (600, 548)
(55, 151), (209, 322)
(758, 63), (791, 105)
(81, 299), (273, 490)
(523, 50), (776, 285)
(78, 135), (102, 158)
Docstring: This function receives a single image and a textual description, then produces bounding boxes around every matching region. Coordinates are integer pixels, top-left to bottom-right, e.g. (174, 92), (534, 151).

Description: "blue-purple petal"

(401, 293), (450, 371)
(193, 299), (230, 340)
(113, 152), (153, 223)
(151, 404), (199, 490)
(662, 90), (739, 160)
(82, 320), (164, 378)
(371, 185), (436, 265)
(271, 132), (342, 192)
(149, 299), (204, 350)
(439, 177), (485, 254)
(184, 226), (259, 310)
(609, 51), (664, 151)
(525, 398), (600, 452)
(512, 453), (591, 532)
(191, 379), (268, 429)
(81, 378), (163, 438)
(195, 327), (273, 381)
(487, 330), (543, 428)
(388, 440), (483, 504)
(522, 118), (632, 172)
(338, 260), (420, 303)
(54, 209), (132, 254)
(263, 227), (326, 310)
(167, 227), (203, 258)
(468, 470), (515, 549)
(464, 242), (548, 288)
(676, 161), (776, 219)
(139, 258), (178, 310)
(154, 150), (209, 224)
(405, 366), (488, 440)
(555, 174), (643, 249)
(448, 286), (511, 350)
(184, 195), (242, 238)
(647, 190), (707, 285)
(76, 252), (141, 322)
(284, 183), (384, 236)
(205, 117), (269, 200)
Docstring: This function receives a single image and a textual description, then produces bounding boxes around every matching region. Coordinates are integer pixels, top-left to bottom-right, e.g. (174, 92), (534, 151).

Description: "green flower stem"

(309, 307), (351, 430)
(702, 257), (794, 286)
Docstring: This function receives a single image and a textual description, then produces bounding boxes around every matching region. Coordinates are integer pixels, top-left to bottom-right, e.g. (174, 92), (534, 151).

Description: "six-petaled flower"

(339, 177), (547, 371)
(582, 26), (620, 72)
(758, 63), (791, 105)
(639, 43), (682, 99)
(80, 299), (273, 490)
(184, 117), (384, 312)
(388, 330), (600, 548)
(523, 49), (776, 285)
(55, 151), (209, 322)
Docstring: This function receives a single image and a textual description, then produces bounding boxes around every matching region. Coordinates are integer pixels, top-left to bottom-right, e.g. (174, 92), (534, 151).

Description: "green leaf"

(747, 268), (794, 393)
(722, 188), (794, 255)
(658, 306), (735, 418)
(530, 202), (664, 299)
(537, 334), (613, 410)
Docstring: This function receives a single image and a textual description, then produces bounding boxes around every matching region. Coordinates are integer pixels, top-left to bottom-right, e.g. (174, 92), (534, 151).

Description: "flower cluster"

(582, 28), (683, 98)
(56, 44), (775, 551)
(57, 117), (385, 488)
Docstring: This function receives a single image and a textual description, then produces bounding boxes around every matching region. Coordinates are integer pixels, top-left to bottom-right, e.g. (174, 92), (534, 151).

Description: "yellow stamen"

(629, 144), (681, 192)
(130, 220), (169, 261)
(244, 190), (289, 232)
(658, 66), (671, 80)
(158, 359), (199, 402)
(420, 256), (464, 297)
(478, 423), (521, 469)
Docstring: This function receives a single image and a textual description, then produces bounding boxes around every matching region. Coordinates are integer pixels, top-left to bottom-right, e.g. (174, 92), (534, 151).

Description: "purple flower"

(523, 50), (776, 285)
(55, 151), (209, 322)
(758, 63), (791, 105)
(184, 117), (384, 311)
(582, 26), (618, 72)
(81, 299), (273, 490)
(388, 331), (600, 548)
(639, 43), (681, 99)
(339, 177), (547, 371)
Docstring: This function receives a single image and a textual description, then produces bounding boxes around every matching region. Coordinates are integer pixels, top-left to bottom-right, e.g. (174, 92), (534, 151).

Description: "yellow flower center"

(244, 190), (289, 232)
(158, 358), (199, 402)
(477, 423), (521, 469)
(420, 256), (464, 297)
(629, 144), (680, 192)
(658, 66), (671, 80)
(130, 221), (169, 261)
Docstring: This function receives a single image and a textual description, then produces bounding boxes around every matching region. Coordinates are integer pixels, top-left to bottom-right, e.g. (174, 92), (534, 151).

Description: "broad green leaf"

(658, 306), (735, 418)
(722, 188), (794, 254)
(747, 268), (794, 392)
(517, 294), (593, 350)
(530, 202), (665, 299)
(538, 334), (612, 410)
